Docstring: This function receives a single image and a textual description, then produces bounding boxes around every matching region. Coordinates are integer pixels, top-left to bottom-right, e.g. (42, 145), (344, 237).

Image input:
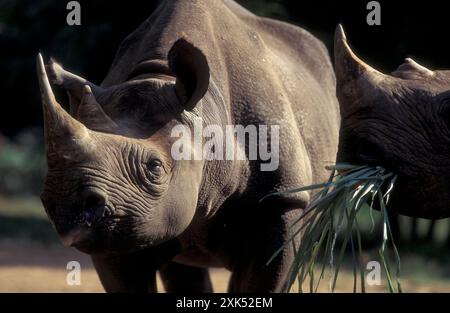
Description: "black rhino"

(37, 0), (339, 292)
(335, 25), (450, 220)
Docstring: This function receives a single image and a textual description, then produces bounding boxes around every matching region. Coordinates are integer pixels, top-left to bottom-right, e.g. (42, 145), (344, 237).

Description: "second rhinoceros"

(335, 25), (450, 220)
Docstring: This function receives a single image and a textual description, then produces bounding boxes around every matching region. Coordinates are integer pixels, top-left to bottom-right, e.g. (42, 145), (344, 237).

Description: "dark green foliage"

(0, 129), (45, 195)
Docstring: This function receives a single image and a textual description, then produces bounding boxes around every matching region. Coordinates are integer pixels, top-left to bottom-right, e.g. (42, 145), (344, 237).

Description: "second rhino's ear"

(168, 38), (210, 110)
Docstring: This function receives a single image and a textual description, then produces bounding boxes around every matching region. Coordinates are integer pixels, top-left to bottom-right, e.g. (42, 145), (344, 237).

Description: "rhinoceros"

(334, 25), (450, 220)
(37, 0), (339, 292)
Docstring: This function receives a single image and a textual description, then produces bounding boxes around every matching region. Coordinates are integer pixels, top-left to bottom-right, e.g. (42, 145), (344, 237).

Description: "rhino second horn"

(46, 57), (104, 116)
(392, 58), (434, 79)
(37, 53), (91, 163)
(77, 85), (119, 133)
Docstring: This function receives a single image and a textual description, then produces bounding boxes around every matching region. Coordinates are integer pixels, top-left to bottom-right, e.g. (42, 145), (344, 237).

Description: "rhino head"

(335, 25), (450, 219)
(37, 39), (211, 254)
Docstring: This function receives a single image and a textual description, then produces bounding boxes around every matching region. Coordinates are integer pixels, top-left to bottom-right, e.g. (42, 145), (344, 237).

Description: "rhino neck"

(126, 59), (174, 81)
(189, 79), (250, 218)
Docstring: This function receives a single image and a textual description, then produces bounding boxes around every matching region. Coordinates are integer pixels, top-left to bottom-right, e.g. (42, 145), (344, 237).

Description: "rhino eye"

(146, 159), (162, 175)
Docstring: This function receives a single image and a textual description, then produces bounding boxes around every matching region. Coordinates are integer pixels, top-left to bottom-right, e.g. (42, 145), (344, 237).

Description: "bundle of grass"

(263, 164), (401, 293)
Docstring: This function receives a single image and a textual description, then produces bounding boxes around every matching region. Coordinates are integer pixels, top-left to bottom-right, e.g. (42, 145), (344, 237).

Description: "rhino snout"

(80, 189), (109, 227)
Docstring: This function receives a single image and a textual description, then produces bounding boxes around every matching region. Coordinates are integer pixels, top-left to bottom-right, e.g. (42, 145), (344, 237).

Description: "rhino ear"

(168, 38), (210, 110)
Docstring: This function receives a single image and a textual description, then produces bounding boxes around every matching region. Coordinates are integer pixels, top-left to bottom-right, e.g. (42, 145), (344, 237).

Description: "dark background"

(2, 0), (450, 137)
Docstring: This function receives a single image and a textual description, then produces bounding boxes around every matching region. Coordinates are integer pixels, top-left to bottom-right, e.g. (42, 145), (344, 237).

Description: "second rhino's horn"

(334, 24), (388, 115)
(334, 24), (386, 86)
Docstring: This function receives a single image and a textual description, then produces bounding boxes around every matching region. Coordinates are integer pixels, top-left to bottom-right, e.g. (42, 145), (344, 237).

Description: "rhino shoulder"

(251, 16), (335, 85)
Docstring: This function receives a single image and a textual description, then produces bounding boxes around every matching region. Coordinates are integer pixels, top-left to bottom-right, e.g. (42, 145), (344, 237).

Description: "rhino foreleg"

(159, 262), (213, 293)
(91, 252), (158, 293)
(91, 240), (180, 293)
(228, 208), (303, 292)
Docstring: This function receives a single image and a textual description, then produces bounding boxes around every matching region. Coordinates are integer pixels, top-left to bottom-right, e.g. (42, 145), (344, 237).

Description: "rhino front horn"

(334, 24), (385, 84)
(37, 53), (91, 165)
(334, 25), (387, 114)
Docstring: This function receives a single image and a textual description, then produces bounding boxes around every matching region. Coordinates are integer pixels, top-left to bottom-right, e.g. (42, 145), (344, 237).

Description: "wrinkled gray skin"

(38, 0), (339, 292)
(335, 25), (450, 220)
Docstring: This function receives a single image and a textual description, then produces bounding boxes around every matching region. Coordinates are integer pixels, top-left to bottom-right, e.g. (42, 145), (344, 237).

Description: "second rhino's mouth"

(389, 174), (450, 219)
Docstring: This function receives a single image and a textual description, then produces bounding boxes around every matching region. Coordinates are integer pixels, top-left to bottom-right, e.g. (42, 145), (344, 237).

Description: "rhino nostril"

(82, 192), (107, 226)
(82, 207), (105, 227)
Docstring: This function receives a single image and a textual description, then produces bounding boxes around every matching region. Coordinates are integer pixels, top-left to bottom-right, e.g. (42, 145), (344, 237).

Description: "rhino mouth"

(338, 148), (449, 218)
(42, 195), (117, 250)
(59, 225), (92, 248)
(53, 218), (109, 253)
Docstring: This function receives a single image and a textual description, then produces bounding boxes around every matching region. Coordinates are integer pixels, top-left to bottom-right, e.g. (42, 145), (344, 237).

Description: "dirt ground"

(0, 239), (230, 292)
(1, 240), (450, 292)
